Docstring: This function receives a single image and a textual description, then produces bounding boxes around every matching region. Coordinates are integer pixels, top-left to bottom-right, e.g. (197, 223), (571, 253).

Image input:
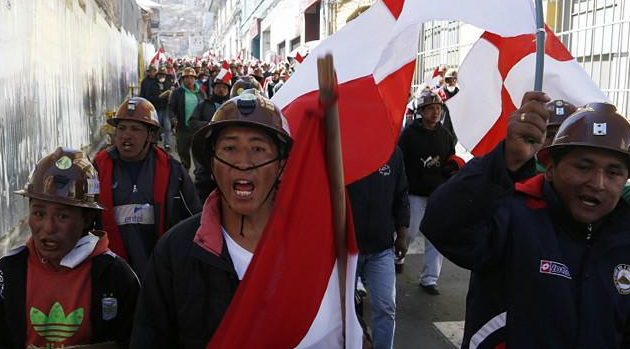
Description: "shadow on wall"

(0, 0), (140, 255)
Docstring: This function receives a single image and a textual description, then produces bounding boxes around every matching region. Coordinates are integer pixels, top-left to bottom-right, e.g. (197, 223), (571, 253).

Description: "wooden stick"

(318, 53), (347, 343)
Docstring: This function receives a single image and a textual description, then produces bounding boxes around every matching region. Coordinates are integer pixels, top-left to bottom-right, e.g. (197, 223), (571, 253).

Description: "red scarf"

(94, 147), (170, 261)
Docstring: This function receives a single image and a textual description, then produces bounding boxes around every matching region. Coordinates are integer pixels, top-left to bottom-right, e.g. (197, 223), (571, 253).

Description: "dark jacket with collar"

(167, 86), (206, 129)
(421, 142), (630, 349)
(348, 147), (410, 254)
(140, 76), (172, 111)
(189, 96), (223, 132)
(0, 246), (139, 349)
(398, 119), (455, 196)
(130, 191), (239, 349)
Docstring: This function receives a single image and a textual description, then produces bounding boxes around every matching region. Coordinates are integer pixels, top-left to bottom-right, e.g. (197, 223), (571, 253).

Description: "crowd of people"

(1, 52), (630, 349)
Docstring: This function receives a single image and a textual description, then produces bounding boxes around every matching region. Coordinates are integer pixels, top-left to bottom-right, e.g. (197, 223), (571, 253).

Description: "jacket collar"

(193, 190), (223, 257)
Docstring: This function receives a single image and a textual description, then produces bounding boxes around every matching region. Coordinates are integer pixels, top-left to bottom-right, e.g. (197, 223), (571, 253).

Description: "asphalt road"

(360, 238), (470, 349)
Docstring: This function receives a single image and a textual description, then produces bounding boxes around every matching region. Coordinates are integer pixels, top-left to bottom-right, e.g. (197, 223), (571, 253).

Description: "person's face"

(211, 126), (282, 216)
(445, 76), (457, 86)
(29, 199), (93, 268)
(272, 73), (280, 83)
(543, 125), (560, 148)
(546, 148), (628, 224)
(157, 73), (166, 82)
(420, 104), (442, 129)
(183, 76), (196, 89)
(148, 68), (157, 78)
(213, 83), (229, 97)
(114, 120), (153, 161)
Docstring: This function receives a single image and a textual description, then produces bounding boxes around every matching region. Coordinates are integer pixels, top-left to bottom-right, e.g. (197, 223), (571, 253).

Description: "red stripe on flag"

(482, 26), (573, 79)
(382, 0), (405, 19)
(208, 109), (346, 348)
(471, 86), (517, 155)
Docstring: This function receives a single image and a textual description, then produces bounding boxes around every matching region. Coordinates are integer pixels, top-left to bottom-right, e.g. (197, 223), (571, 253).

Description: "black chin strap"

(214, 155), (287, 238)
(213, 154), (282, 172)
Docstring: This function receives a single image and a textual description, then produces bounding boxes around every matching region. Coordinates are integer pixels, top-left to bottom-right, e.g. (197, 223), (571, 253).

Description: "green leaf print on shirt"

(30, 302), (84, 342)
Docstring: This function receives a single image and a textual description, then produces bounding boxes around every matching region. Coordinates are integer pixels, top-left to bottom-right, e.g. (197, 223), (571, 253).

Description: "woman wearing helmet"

(131, 92), (292, 348)
(0, 148), (139, 348)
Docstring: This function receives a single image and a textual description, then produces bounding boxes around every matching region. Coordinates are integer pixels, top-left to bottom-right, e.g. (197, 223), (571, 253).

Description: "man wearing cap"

(0, 148), (139, 348)
(421, 91), (630, 348)
(94, 97), (201, 277)
(396, 90), (460, 295)
(168, 67), (206, 170)
(130, 92), (294, 348)
(142, 66), (173, 152)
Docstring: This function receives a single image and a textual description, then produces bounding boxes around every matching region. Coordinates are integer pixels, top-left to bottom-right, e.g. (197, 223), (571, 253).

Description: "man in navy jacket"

(348, 147), (409, 349)
(422, 91), (630, 348)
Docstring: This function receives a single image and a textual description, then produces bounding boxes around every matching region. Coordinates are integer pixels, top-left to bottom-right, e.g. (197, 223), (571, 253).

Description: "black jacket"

(398, 120), (456, 196)
(348, 147), (410, 254)
(189, 97), (221, 132)
(140, 77), (172, 111)
(421, 142), (630, 349)
(167, 87), (206, 129)
(0, 247), (139, 349)
(130, 213), (239, 349)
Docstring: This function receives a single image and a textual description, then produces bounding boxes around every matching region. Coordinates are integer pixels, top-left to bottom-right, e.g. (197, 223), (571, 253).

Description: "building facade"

(414, 0), (630, 116)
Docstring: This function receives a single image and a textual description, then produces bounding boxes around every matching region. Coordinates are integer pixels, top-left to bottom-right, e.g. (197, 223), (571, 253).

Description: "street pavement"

(361, 238), (470, 349)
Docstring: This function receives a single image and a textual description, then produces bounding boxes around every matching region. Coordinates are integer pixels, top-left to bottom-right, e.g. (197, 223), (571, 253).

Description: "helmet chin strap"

(213, 154), (287, 238)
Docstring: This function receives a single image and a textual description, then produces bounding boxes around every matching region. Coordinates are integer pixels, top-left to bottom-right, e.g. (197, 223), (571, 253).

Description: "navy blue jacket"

(421, 142), (630, 349)
(348, 147), (410, 254)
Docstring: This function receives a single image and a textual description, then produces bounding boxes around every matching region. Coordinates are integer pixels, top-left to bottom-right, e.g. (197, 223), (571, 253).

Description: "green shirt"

(184, 85), (200, 127)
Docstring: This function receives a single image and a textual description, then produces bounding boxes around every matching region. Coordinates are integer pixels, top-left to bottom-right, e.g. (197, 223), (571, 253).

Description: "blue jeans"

(157, 109), (171, 147)
(357, 248), (396, 349)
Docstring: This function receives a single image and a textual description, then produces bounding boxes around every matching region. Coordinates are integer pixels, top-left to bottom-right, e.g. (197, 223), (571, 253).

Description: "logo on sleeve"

(614, 264), (630, 295)
(540, 260), (572, 280)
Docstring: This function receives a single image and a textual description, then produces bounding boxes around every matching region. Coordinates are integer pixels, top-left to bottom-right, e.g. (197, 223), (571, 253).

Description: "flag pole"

(534, 0), (545, 91)
(317, 53), (347, 343)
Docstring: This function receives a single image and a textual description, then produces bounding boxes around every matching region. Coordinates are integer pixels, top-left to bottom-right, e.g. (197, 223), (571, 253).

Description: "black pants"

(176, 127), (193, 170)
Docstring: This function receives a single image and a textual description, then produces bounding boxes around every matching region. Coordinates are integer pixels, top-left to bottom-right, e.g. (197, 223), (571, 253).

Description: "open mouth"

(579, 195), (601, 208)
(40, 238), (59, 250)
(122, 142), (133, 150)
(233, 179), (255, 198)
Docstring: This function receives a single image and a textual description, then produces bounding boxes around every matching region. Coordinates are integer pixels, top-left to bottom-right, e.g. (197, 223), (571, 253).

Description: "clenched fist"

(505, 91), (551, 172)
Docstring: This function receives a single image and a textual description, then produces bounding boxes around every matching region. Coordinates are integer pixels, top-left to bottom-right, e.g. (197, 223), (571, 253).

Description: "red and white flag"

(448, 26), (609, 155)
(216, 60), (233, 84)
(149, 46), (164, 69)
(296, 52), (305, 64)
(210, 0), (538, 347)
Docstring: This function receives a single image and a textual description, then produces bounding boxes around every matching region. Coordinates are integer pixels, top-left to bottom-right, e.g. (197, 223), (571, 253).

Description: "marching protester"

(536, 100), (578, 172)
(397, 90), (460, 295)
(94, 97), (201, 277)
(421, 92), (630, 348)
(168, 67), (207, 171)
(141, 66), (173, 152)
(348, 146), (409, 349)
(0, 148), (139, 348)
(130, 92), (294, 348)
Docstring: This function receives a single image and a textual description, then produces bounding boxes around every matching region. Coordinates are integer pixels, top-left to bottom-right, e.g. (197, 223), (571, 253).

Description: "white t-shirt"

(222, 227), (253, 280)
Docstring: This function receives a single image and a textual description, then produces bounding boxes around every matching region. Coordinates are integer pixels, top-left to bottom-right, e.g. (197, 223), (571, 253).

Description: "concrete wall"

(0, 0), (140, 255)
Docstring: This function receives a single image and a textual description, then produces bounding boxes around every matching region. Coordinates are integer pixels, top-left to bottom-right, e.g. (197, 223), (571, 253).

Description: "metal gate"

(414, 0), (630, 117)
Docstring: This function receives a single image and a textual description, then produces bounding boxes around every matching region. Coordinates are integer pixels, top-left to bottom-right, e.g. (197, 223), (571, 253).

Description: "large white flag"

(448, 27), (609, 155)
